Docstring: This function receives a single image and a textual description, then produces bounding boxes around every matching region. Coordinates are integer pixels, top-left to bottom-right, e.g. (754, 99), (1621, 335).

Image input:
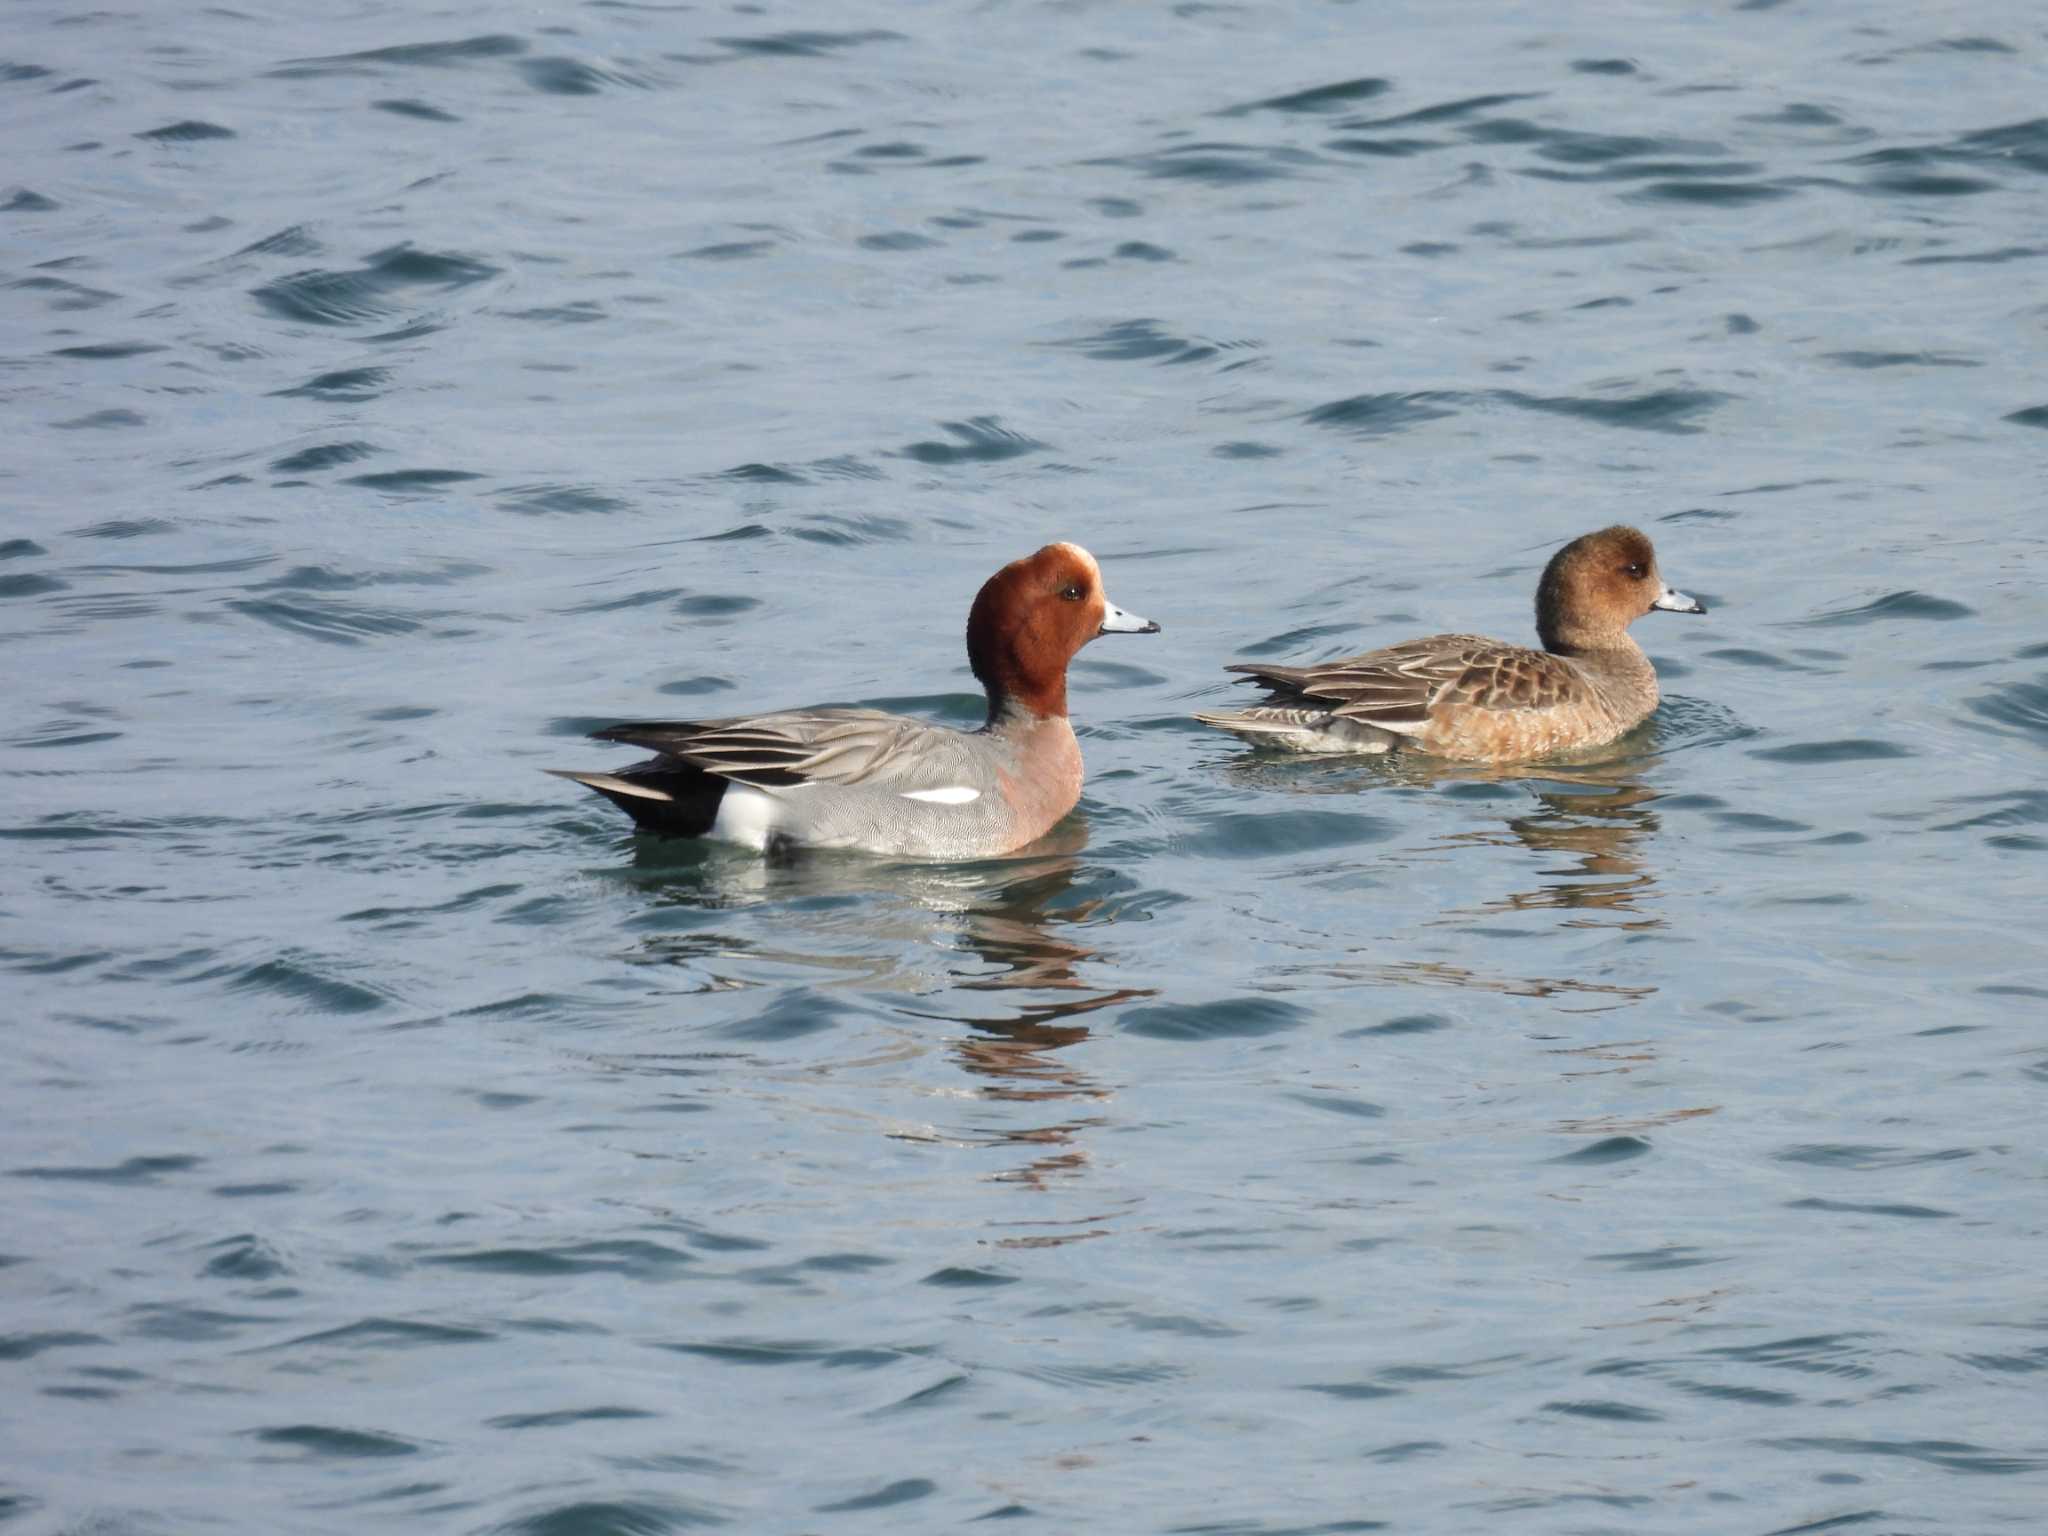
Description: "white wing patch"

(900, 786), (980, 805)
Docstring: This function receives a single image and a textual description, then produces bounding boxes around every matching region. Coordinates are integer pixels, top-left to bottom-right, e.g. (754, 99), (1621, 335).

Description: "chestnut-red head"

(966, 542), (1158, 722)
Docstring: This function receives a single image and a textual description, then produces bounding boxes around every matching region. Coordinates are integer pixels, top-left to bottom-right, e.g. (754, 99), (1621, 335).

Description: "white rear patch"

(900, 786), (980, 805)
(709, 784), (780, 850)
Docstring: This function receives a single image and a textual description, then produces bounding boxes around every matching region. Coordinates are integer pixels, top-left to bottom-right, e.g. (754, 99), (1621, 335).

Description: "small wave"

(343, 468), (484, 491)
(226, 956), (390, 1014)
(896, 417), (1043, 464)
(1303, 390), (1461, 436)
(422, 1240), (697, 1278)
(374, 98), (459, 122)
(718, 989), (862, 1041)
(791, 513), (911, 545)
(705, 30), (903, 58)
(251, 244), (498, 326)
(12, 1153), (201, 1184)
(498, 483), (630, 515)
(517, 57), (654, 96)
(1552, 1135), (1652, 1165)
(497, 300), (606, 324)
(134, 119), (235, 142)
(1120, 996), (1312, 1040)
(816, 1479), (937, 1513)
(249, 1425), (420, 1459)
(227, 596), (423, 645)
(1491, 386), (1727, 433)
(9, 273), (114, 311)
(271, 34), (527, 78)
(0, 572), (66, 598)
(48, 339), (164, 359)
(271, 366), (392, 400)
(1340, 91), (1545, 130)
(1220, 76), (1392, 118)
(234, 225), (322, 258)
(1823, 349), (1979, 368)
(1093, 141), (1317, 184)
(1632, 179), (1794, 206)
(1797, 590), (1975, 625)
(856, 230), (940, 251)
(486, 1406), (660, 1430)
(1963, 677), (2048, 742)
(1748, 739), (1914, 764)
(54, 408), (144, 430)
(484, 1498), (727, 1535)
(270, 440), (380, 475)
(717, 462), (805, 483)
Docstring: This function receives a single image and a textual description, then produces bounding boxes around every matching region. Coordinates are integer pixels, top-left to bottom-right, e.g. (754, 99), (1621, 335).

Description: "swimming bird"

(1194, 525), (1704, 762)
(551, 543), (1159, 856)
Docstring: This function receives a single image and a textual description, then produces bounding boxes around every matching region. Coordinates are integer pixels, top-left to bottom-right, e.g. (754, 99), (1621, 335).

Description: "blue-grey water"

(5, 2), (2047, 1531)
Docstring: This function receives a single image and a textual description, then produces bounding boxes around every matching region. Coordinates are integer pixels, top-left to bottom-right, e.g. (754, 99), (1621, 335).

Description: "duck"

(551, 543), (1159, 857)
(1194, 525), (1704, 762)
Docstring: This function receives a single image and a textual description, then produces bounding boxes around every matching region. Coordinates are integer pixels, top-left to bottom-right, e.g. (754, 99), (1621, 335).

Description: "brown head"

(966, 542), (1159, 722)
(1534, 525), (1705, 653)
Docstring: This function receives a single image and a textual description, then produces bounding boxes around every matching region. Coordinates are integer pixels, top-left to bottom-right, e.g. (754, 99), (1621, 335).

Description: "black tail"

(546, 759), (728, 837)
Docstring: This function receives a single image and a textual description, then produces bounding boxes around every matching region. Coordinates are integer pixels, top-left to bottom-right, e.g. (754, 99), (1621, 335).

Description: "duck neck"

(1542, 620), (1642, 662)
(973, 633), (1068, 729)
(1545, 625), (1655, 701)
(984, 687), (1067, 736)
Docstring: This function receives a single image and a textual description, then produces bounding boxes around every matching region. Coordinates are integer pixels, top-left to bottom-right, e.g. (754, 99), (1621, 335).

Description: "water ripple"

(226, 596), (425, 645)
(1963, 678), (2048, 742)
(1221, 77), (1392, 118)
(1760, 1437), (2045, 1475)
(8, 8), (2048, 1531)
(895, 417), (1042, 464)
(270, 34), (527, 79)
(135, 120), (236, 142)
(250, 1425), (420, 1459)
(705, 30), (904, 59)
(1492, 386), (1728, 432)
(251, 245), (499, 326)
(1797, 590), (1976, 625)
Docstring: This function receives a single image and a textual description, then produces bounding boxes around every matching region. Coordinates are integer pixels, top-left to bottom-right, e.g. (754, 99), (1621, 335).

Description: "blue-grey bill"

(1101, 601), (1161, 634)
(1653, 585), (1706, 614)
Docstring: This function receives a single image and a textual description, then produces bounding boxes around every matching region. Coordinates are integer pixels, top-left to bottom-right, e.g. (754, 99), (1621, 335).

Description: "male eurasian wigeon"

(1195, 525), (1704, 762)
(551, 543), (1159, 857)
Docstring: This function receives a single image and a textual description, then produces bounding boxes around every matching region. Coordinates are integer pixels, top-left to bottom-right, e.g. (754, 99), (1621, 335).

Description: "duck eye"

(1059, 583), (1084, 601)
(1623, 562), (1646, 579)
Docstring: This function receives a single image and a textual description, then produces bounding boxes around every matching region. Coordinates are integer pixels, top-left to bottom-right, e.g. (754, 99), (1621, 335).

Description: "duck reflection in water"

(1226, 742), (1670, 1009)
(916, 842), (1156, 1197)
(1437, 768), (1665, 928)
(1230, 745), (1664, 910)
(619, 816), (1150, 1196)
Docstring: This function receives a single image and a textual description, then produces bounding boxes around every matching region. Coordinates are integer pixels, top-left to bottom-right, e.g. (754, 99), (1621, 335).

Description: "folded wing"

(1218, 634), (1580, 739)
(593, 707), (983, 794)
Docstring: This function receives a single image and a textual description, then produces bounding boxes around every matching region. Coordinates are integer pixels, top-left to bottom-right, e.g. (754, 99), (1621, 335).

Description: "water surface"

(5, 1), (2047, 1531)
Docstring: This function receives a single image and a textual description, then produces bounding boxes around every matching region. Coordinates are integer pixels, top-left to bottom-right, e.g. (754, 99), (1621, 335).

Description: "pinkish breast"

(993, 717), (1085, 849)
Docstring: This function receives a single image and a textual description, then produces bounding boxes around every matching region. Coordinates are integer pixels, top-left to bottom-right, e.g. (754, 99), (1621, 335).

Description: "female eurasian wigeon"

(551, 543), (1159, 857)
(1195, 525), (1704, 762)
